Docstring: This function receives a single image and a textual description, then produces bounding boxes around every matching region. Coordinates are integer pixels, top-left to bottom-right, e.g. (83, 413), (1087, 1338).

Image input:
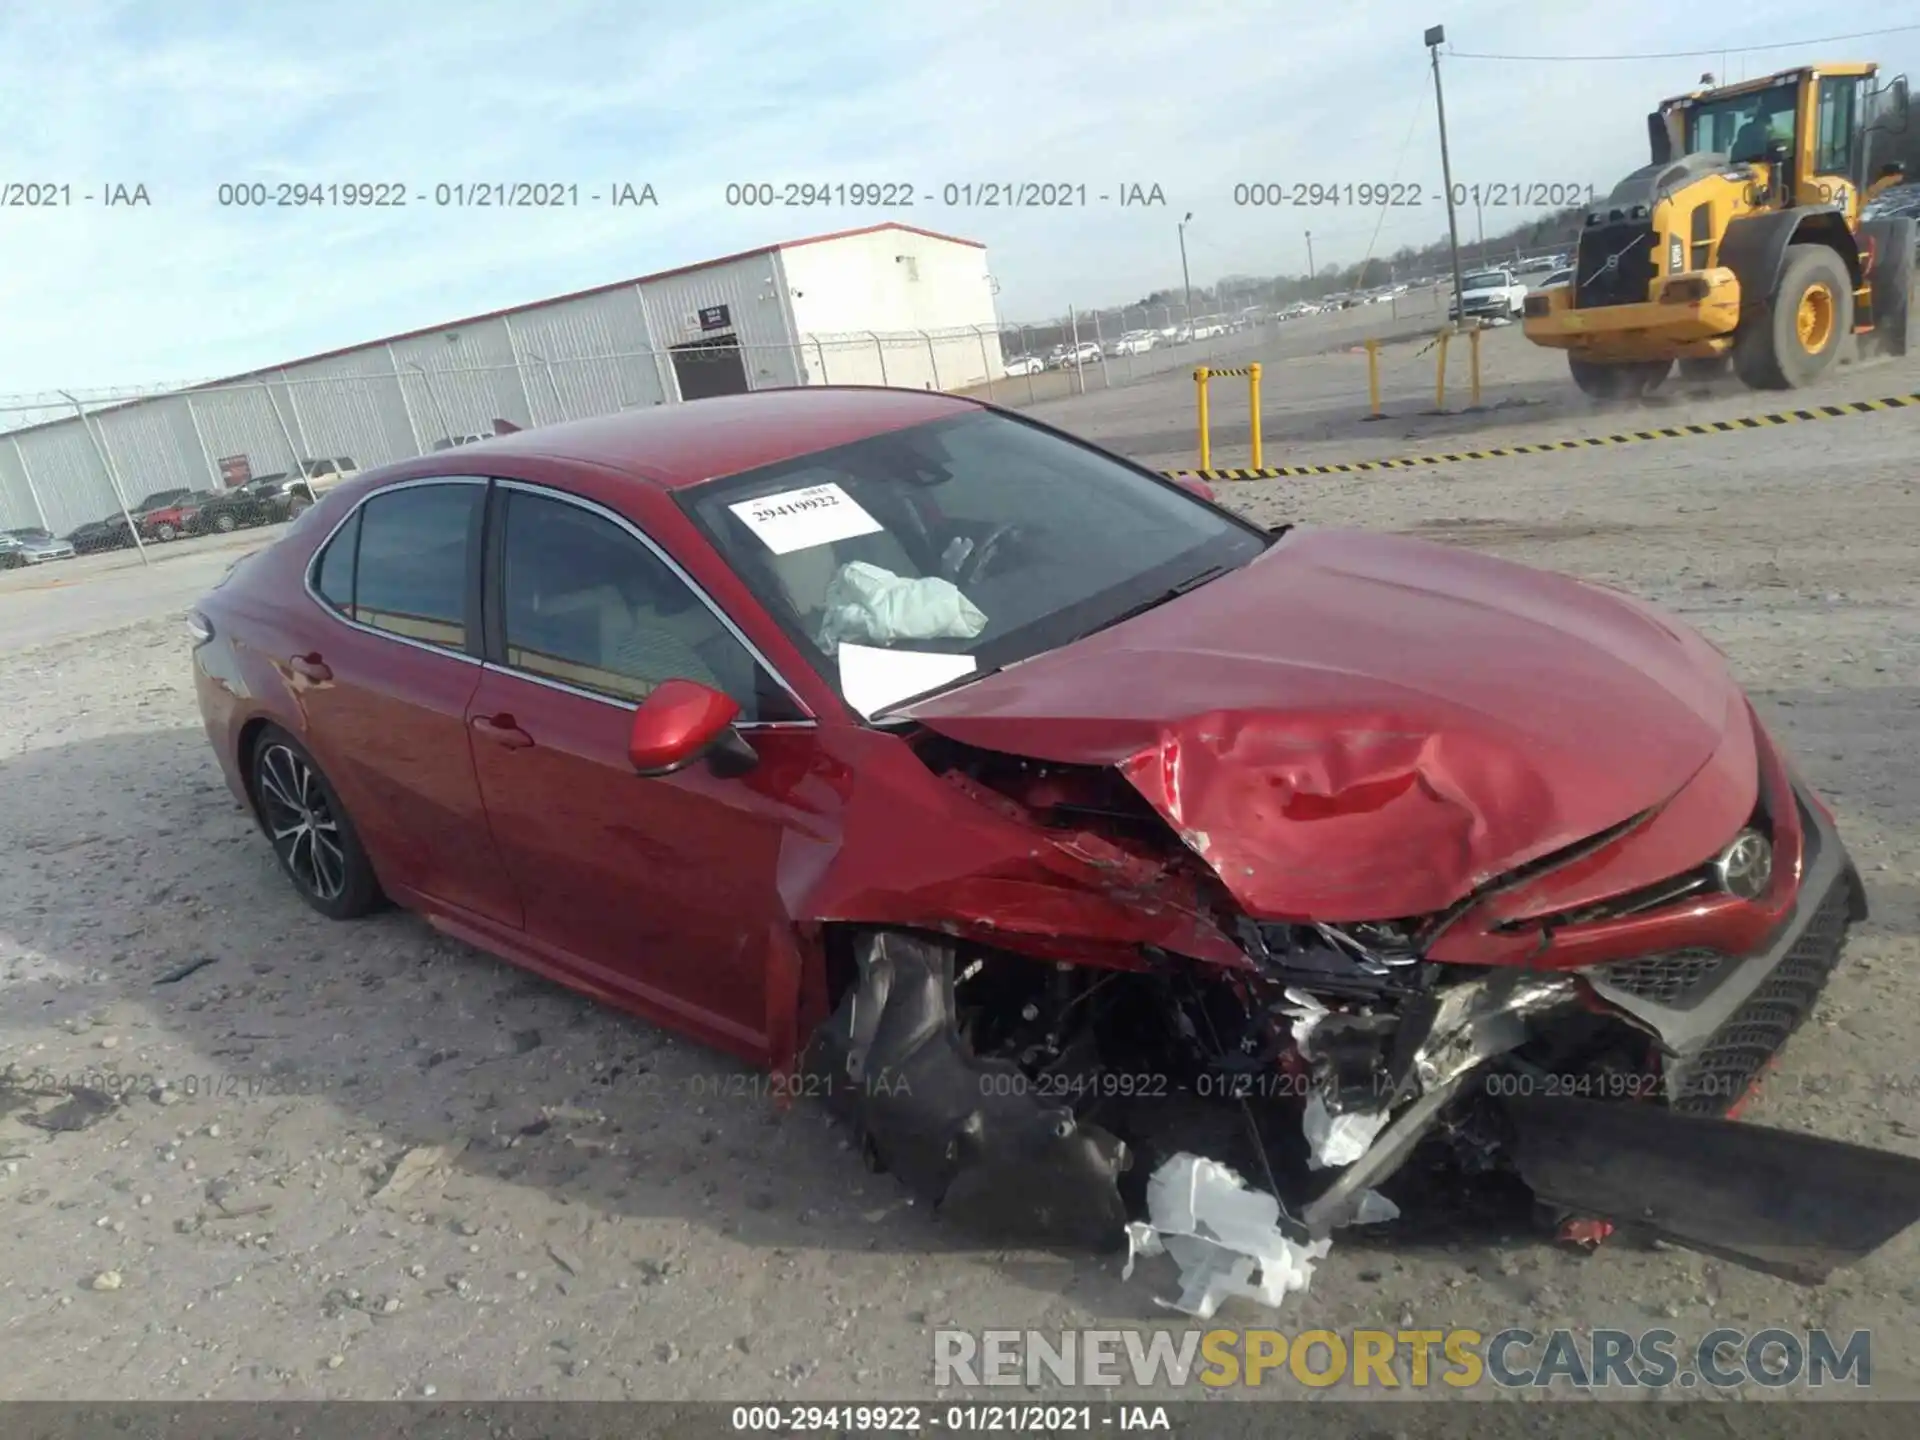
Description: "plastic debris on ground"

(1302, 1089), (1393, 1170)
(1121, 1152), (1331, 1319)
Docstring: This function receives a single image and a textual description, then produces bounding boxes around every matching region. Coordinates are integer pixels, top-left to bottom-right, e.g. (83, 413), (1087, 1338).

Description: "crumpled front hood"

(902, 527), (1740, 920)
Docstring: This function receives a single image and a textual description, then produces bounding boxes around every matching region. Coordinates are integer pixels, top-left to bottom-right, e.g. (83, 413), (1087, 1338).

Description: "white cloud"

(1, 0), (1914, 391)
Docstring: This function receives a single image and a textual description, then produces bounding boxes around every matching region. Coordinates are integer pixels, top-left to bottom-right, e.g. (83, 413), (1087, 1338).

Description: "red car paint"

(191, 387), (1816, 1079)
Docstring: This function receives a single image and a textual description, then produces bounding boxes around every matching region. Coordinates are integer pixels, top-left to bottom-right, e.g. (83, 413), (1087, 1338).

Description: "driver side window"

(497, 488), (803, 722)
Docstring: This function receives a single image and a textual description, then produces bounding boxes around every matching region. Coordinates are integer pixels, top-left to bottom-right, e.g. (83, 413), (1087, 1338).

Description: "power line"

(1447, 23), (1920, 62)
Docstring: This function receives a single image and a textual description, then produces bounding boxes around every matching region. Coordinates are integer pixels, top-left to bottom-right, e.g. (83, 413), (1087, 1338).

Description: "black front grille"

(1576, 221), (1659, 309)
(1670, 877), (1852, 1116)
(1601, 949), (1728, 1004)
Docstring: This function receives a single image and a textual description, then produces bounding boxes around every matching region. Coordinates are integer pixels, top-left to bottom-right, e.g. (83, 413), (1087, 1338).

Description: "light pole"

(1305, 229), (1315, 288)
(1178, 213), (1194, 324)
(1426, 23), (1468, 326)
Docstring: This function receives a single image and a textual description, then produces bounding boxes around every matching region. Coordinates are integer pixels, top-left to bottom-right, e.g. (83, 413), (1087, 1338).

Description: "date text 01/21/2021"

(213, 182), (659, 208)
(2, 183), (150, 207)
(1231, 181), (1598, 208)
(722, 182), (1168, 208)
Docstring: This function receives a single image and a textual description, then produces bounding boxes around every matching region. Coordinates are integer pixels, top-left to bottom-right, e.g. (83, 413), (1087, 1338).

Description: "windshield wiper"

(1071, 564), (1231, 643)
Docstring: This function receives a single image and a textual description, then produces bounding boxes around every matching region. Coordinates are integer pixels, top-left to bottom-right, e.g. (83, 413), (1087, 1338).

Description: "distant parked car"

(1066, 341), (1103, 365)
(0, 527), (78, 568)
(431, 434), (492, 451)
(1542, 267), (1575, 289)
(1003, 355), (1046, 377)
(1110, 331), (1157, 356)
(64, 513), (136, 554)
(182, 476), (304, 535)
(141, 490), (223, 542)
(64, 487), (195, 553)
(293, 457), (361, 500)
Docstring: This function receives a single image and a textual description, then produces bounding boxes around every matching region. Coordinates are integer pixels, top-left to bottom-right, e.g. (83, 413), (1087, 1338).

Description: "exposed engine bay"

(804, 740), (1920, 1297)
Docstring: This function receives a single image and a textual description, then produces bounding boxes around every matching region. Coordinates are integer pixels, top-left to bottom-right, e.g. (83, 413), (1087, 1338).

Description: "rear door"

(299, 477), (524, 927)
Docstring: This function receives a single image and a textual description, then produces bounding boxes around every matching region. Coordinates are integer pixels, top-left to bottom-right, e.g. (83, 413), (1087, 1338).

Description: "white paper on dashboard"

(837, 643), (977, 718)
(727, 482), (882, 555)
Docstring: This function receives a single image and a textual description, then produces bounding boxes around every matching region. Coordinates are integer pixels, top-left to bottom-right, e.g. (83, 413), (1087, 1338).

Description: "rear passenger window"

(349, 484), (481, 650)
(312, 509), (360, 615)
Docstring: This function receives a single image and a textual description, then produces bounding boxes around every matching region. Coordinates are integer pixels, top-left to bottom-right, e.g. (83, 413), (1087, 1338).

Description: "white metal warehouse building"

(0, 221), (1004, 535)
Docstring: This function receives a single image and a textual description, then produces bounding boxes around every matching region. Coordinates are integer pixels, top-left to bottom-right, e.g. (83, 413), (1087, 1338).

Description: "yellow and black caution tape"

(1197, 365), (1258, 378)
(1162, 391), (1920, 481)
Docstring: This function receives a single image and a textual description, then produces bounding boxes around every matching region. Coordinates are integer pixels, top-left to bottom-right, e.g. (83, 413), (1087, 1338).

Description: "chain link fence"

(0, 287), (1450, 563)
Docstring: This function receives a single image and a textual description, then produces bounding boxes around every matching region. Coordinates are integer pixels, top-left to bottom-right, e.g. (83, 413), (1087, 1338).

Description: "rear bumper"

(1586, 781), (1865, 1113)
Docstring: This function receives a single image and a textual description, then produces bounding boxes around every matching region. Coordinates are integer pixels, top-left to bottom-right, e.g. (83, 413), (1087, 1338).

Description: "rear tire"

(1864, 216), (1915, 359)
(1732, 243), (1852, 390)
(249, 727), (384, 920)
(154, 522), (177, 542)
(1569, 356), (1669, 399)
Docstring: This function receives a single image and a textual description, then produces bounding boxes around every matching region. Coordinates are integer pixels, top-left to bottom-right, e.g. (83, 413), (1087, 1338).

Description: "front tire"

(213, 512), (238, 533)
(154, 523), (177, 541)
(1678, 355), (1732, 383)
(1569, 356), (1669, 399)
(249, 728), (384, 919)
(1733, 243), (1852, 390)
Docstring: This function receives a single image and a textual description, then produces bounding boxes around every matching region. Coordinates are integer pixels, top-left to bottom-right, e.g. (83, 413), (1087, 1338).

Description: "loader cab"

(1657, 65), (1890, 223)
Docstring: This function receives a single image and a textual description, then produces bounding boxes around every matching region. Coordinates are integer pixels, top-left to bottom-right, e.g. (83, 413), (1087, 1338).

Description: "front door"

(463, 483), (816, 1061)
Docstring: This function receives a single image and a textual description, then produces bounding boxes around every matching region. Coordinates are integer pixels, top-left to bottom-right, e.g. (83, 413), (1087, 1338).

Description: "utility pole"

(1178, 213), (1194, 323)
(1305, 230), (1315, 287)
(1426, 23), (1468, 326)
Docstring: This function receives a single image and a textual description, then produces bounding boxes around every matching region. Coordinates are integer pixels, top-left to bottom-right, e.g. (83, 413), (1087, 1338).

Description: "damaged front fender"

(804, 929), (1133, 1249)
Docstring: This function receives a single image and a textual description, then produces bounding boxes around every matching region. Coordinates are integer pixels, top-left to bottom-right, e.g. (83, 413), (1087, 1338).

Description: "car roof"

(378, 386), (980, 492)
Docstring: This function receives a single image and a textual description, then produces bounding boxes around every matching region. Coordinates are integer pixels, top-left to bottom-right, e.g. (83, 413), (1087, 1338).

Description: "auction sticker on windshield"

(729, 482), (882, 555)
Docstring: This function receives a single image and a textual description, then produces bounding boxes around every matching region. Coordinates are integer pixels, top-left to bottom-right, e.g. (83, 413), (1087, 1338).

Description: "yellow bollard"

(1468, 323), (1482, 408)
(1248, 364), (1263, 469)
(1363, 339), (1382, 417)
(1434, 330), (1451, 410)
(1194, 366), (1211, 471)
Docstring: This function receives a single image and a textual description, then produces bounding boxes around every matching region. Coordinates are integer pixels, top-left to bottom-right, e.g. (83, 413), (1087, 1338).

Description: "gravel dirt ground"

(2, 343), (1918, 1408)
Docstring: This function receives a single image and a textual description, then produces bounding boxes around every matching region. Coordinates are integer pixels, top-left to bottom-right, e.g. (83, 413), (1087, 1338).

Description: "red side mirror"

(1174, 475), (1216, 502)
(628, 679), (744, 776)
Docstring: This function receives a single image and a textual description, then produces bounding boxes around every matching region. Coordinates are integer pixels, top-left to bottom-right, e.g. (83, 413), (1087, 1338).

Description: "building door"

(670, 335), (751, 401)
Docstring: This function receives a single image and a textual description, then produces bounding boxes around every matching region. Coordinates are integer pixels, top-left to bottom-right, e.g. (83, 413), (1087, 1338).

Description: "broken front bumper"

(1586, 783), (1867, 1115)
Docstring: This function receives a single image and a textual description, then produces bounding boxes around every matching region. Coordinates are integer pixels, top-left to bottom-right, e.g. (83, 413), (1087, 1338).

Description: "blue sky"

(3, 1), (1918, 395)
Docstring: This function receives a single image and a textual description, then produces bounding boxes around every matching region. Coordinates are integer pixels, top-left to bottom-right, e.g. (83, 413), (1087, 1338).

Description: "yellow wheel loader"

(1523, 63), (1916, 396)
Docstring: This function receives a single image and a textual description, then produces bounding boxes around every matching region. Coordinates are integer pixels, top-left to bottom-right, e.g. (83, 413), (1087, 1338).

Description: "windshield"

(1462, 271), (1507, 289)
(679, 410), (1269, 717)
(1682, 81), (1797, 162)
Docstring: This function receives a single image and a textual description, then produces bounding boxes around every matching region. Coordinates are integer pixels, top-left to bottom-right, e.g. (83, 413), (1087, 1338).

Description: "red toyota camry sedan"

(191, 387), (1905, 1269)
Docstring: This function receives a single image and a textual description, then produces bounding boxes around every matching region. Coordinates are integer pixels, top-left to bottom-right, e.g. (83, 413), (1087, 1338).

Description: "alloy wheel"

(256, 742), (347, 901)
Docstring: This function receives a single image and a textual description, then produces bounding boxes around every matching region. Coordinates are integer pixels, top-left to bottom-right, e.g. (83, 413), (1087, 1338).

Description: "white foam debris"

(1302, 1090), (1393, 1170)
(1279, 989), (1332, 1053)
(1348, 1189), (1400, 1225)
(1121, 1153), (1331, 1320)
